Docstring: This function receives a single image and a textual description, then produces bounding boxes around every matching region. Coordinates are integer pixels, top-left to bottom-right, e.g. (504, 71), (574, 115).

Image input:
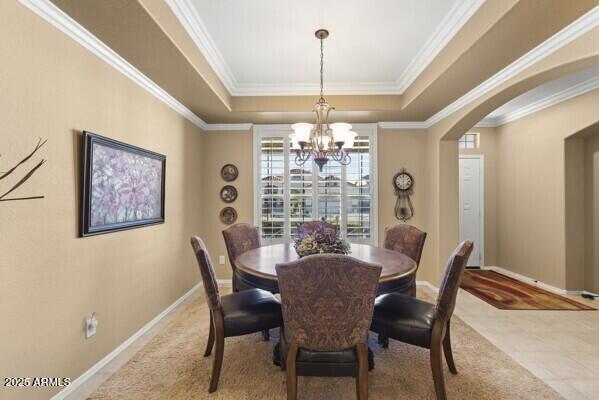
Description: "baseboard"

(50, 281), (202, 400)
(217, 278), (233, 287)
(416, 280), (439, 292)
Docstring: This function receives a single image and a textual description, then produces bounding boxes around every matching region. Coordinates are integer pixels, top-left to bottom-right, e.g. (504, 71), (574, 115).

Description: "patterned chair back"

(276, 254), (382, 352)
(222, 223), (261, 270)
(190, 236), (221, 311)
(383, 224), (427, 266)
(434, 240), (474, 323)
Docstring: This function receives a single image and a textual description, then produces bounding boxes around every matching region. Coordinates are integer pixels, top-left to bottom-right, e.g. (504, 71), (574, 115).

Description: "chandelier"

(291, 29), (356, 171)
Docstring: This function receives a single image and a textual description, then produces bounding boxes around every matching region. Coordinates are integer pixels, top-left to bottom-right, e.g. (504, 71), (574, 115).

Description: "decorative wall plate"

(221, 164), (239, 181)
(220, 185), (238, 203)
(220, 207), (238, 225)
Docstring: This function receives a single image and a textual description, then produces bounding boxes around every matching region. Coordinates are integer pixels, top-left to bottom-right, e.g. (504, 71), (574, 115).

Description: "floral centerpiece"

(294, 221), (351, 257)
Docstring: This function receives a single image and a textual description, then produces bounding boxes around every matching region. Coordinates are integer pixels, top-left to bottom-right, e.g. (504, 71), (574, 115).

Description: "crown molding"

(164, 0), (238, 94)
(395, 0), (484, 93)
(166, 0), (483, 96)
(19, 0), (598, 133)
(18, 0), (210, 131)
(477, 75), (599, 127)
(18, 0), (259, 133)
(203, 123), (253, 131)
(427, 6), (599, 128)
(378, 121), (428, 129)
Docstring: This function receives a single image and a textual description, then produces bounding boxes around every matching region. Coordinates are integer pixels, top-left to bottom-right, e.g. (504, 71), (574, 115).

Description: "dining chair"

(383, 223), (427, 296)
(276, 254), (382, 400)
(222, 223), (261, 292)
(370, 240), (473, 400)
(190, 236), (283, 393)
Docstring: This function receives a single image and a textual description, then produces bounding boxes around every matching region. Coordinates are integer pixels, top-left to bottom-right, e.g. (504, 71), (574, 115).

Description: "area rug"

(461, 269), (595, 311)
(87, 289), (564, 400)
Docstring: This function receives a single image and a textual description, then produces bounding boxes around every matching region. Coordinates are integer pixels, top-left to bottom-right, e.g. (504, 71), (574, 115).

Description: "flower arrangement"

(294, 221), (351, 257)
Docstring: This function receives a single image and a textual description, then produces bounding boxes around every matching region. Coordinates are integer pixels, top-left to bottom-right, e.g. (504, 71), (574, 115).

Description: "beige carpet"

(88, 290), (562, 400)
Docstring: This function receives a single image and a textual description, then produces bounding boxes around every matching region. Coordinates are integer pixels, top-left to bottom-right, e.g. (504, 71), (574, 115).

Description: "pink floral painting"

(89, 143), (163, 228)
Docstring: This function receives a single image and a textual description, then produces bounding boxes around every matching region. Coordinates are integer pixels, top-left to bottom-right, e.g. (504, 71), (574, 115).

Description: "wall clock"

(393, 168), (414, 222)
(220, 185), (238, 203)
(221, 164), (239, 181)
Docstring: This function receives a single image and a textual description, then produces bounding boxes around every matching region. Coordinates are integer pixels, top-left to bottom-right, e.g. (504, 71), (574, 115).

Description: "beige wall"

(378, 129), (433, 281)
(584, 131), (599, 293)
(201, 131), (254, 278)
(0, 2), (204, 399)
(494, 91), (599, 290)
(459, 128), (498, 266)
(565, 137), (586, 290)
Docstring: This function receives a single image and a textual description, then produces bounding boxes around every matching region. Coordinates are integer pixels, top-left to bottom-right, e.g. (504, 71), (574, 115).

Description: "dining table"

(234, 243), (418, 368)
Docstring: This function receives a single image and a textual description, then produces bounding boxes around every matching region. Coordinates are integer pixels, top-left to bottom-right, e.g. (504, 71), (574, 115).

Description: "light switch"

(219, 255), (225, 265)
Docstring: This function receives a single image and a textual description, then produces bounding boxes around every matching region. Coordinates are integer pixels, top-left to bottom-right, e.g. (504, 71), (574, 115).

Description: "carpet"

(461, 270), (595, 310)
(88, 289), (563, 400)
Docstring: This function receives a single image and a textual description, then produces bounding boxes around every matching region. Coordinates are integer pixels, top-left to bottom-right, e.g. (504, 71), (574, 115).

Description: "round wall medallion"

(220, 207), (238, 225)
(221, 164), (239, 181)
(220, 185), (238, 203)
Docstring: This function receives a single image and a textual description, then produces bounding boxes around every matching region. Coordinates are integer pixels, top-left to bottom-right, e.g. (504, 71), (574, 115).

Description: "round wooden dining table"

(234, 243), (417, 295)
(234, 243), (417, 368)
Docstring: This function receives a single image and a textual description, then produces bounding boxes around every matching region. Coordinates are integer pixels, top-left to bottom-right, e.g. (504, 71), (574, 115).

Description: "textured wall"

(584, 131), (599, 293)
(0, 2), (204, 399)
(495, 91), (599, 290)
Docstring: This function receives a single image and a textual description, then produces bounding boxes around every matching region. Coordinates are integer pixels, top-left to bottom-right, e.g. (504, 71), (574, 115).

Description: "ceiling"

(172, 0), (482, 96)
(48, 0), (598, 124)
(483, 66), (599, 123)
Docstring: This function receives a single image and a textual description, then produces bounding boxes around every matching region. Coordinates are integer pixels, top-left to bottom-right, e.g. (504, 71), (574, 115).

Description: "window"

(458, 133), (478, 149)
(254, 125), (377, 245)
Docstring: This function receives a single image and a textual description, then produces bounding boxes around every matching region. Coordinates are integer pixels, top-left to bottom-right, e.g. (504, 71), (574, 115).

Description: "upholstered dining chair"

(383, 224), (427, 296)
(222, 223), (261, 292)
(190, 236), (282, 393)
(276, 254), (382, 400)
(370, 240), (473, 400)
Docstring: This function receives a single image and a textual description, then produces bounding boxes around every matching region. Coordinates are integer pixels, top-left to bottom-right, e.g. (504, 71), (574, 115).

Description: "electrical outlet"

(219, 255), (226, 265)
(86, 313), (98, 339)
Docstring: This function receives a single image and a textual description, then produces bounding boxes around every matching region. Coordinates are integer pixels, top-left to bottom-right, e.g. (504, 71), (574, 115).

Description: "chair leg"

(378, 333), (389, 348)
(443, 321), (457, 374)
(286, 344), (298, 400)
(356, 343), (369, 400)
(430, 337), (447, 400)
(204, 312), (215, 357)
(232, 273), (238, 292)
(209, 311), (225, 393)
(262, 329), (270, 341)
(410, 281), (417, 297)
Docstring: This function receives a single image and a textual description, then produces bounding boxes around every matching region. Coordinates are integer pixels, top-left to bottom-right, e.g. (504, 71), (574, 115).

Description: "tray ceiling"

(167, 0), (484, 96)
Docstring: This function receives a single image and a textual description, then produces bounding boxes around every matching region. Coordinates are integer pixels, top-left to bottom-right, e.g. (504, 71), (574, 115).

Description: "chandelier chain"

(319, 37), (324, 101)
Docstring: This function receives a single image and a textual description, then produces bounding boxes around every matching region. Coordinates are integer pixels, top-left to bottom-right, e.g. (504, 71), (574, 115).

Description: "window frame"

(253, 123), (378, 246)
(458, 132), (479, 149)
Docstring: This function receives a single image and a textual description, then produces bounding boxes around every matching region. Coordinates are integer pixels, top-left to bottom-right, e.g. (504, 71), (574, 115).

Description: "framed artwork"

(220, 185), (238, 203)
(80, 131), (166, 236)
(220, 164), (239, 181)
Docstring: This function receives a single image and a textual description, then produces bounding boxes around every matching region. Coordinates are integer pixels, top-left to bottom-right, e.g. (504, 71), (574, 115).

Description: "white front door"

(459, 156), (483, 267)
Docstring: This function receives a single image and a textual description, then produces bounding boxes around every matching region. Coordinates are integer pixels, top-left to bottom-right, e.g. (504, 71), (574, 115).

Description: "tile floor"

(454, 289), (599, 400)
(64, 285), (599, 400)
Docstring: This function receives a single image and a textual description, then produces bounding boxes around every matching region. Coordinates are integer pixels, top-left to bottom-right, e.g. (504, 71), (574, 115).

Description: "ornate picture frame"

(80, 131), (166, 236)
